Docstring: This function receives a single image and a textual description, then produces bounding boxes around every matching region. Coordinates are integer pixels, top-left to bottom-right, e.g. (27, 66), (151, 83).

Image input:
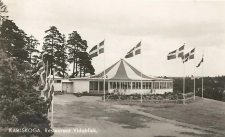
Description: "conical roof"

(91, 59), (171, 81)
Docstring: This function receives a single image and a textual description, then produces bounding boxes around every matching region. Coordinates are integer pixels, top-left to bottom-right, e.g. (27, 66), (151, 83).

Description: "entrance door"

(62, 82), (73, 93)
(66, 83), (72, 93)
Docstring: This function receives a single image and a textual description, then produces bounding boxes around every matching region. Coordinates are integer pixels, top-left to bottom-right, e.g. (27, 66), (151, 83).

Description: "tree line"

(172, 76), (225, 102)
(42, 27), (95, 78)
(0, 0), (95, 136)
(1, 17), (95, 79)
(0, 1), (54, 137)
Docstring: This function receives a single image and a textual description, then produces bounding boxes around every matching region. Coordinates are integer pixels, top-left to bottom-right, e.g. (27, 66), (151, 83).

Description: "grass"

(54, 101), (157, 129)
(180, 132), (212, 137)
(112, 97), (225, 132)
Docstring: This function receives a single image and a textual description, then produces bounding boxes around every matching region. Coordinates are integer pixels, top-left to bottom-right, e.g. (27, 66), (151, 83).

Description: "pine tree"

(67, 31), (87, 77)
(78, 51), (95, 77)
(43, 26), (63, 73)
(26, 35), (40, 65)
(0, 0), (8, 24)
(54, 34), (68, 78)
(0, 19), (29, 72)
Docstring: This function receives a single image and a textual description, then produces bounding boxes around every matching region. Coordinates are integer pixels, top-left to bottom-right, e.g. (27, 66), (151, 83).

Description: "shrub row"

(103, 92), (194, 101)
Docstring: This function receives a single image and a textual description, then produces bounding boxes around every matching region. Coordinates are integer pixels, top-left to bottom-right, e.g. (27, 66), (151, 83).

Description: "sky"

(3, 0), (225, 77)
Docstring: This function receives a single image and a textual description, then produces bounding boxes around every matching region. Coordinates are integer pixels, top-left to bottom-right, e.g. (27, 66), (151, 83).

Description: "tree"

(43, 26), (63, 73)
(67, 31), (87, 77)
(0, 50), (53, 137)
(54, 34), (68, 78)
(78, 51), (95, 77)
(0, 19), (29, 72)
(0, 0), (8, 25)
(26, 35), (40, 65)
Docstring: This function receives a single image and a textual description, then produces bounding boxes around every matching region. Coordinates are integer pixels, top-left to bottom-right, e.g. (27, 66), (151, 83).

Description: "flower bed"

(102, 92), (195, 103)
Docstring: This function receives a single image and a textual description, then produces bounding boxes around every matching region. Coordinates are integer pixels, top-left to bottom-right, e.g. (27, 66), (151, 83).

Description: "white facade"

(70, 79), (89, 93)
(51, 59), (173, 95)
(47, 75), (64, 92)
(62, 81), (73, 93)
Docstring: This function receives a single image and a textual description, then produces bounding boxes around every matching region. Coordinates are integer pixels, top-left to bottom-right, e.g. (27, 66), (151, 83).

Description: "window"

(154, 82), (159, 89)
(148, 82), (152, 89)
(90, 82), (93, 90)
(100, 82), (103, 90)
(146, 82), (148, 89)
(167, 82), (173, 89)
(110, 82), (113, 89)
(124, 82), (127, 89)
(167, 82), (170, 89)
(113, 82), (117, 89)
(94, 82), (98, 90)
(132, 82), (135, 89)
(135, 82), (138, 89)
(138, 82), (141, 89)
(117, 82), (120, 89)
(128, 82), (131, 89)
(143, 82), (146, 89)
(56, 80), (61, 83)
(121, 82), (124, 89)
(160, 82), (163, 89)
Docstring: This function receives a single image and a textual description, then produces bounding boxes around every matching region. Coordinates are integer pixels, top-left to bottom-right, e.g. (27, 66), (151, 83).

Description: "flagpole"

(183, 43), (185, 105)
(103, 39), (106, 102)
(45, 61), (48, 101)
(183, 62), (186, 104)
(51, 69), (55, 128)
(194, 46), (196, 101)
(140, 40), (143, 103)
(48, 69), (51, 119)
(51, 45), (54, 128)
(202, 50), (204, 98)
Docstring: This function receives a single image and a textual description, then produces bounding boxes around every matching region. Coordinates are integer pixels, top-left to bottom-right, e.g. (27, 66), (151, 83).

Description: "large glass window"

(167, 82), (173, 89)
(124, 82), (127, 89)
(94, 82), (98, 90)
(121, 82), (124, 89)
(113, 82), (116, 89)
(138, 82), (141, 89)
(160, 82), (162, 89)
(100, 82), (103, 90)
(132, 82), (135, 89)
(135, 82), (138, 89)
(148, 82), (152, 89)
(90, 82), (93, 90)
(154, 82), (159, 89)
(167, 82), (170, 89)
(117, 82), (120, 89)
(110, 82), (113, 89)
(164, 82), (167, 89)
(143, 82), (146, 89)
(128, 82), (131, 89)
(146, 82), (148, 89)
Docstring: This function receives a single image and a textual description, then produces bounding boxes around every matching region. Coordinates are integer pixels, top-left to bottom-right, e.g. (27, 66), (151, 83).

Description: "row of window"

(89, 81), (173, 90)
(90, 82), (108, 90)
(109, 82), (173, 89)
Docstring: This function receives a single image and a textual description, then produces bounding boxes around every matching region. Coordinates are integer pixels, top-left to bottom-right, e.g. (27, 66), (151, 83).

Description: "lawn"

(111, 97), (225, 132)
(53, 95), (223, 137)
(53, 100), (157, 129)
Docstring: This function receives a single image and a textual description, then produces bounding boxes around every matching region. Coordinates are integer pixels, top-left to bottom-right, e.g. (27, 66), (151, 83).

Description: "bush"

(0, 51), (53, 137)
